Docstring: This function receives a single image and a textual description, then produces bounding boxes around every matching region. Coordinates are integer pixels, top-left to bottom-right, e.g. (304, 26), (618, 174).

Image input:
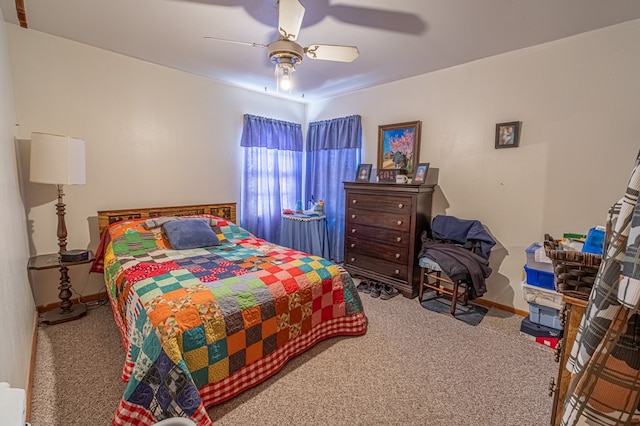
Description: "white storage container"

(525, 242), (554, 273)
(521, 281), (564, 311)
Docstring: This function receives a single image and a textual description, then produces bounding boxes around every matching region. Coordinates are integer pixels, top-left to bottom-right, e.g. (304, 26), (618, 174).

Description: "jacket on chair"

(418, 215), (495, 298)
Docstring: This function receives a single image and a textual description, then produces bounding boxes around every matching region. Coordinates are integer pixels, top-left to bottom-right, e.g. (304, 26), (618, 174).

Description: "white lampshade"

(30, 132), (86, 185)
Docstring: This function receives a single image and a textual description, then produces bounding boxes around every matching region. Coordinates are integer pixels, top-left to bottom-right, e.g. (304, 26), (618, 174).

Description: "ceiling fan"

(204, 0), (360, 93)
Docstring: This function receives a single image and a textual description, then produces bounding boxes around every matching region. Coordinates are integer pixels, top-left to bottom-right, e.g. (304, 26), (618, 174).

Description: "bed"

(94, 203), (368, 425)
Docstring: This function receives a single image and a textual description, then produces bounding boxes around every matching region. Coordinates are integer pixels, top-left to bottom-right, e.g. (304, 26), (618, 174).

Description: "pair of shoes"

(370, 282), (383, 298)
(380, 284), (399, 300)
(356, 280), (370, 293)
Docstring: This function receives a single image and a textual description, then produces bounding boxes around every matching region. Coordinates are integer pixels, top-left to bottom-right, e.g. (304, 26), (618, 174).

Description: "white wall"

(308, 20), (640, 311)
(8, 19), (640, 312)
(8, 24), (306, 303)
(0, 12), (36, 390)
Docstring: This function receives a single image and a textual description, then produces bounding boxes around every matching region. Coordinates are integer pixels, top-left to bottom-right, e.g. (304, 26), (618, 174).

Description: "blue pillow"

(162, 219), (220, 250)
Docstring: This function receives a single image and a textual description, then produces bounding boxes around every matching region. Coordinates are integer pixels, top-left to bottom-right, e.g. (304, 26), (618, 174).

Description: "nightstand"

(280, 214), (330, 258)
(28, 252), (94, 325)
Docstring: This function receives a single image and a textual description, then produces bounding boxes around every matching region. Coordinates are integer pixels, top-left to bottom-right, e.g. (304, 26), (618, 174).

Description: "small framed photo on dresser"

(413, 163), (430, 184)
(355, 164), (372, 182)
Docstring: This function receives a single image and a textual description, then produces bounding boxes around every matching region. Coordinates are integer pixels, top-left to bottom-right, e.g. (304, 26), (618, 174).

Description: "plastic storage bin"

(523, 265), (555, 290)
(525, 243), (554, 273)
(520, 316), (561, 349)
(582, 227), (605, 255)
(521, 282), (564, 311)
(528, 302), (562, 330)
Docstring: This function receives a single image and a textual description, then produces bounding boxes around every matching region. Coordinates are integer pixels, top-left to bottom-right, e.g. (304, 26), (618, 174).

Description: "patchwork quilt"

(96, 215), (368, 425)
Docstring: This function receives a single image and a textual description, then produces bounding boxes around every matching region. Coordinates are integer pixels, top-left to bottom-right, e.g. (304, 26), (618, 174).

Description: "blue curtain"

(241, 114), (303, 243)
(305, 115), (362, 262)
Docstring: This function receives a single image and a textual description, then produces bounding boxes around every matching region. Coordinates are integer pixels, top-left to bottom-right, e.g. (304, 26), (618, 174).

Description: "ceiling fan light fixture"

(268, 39), (304, 94)
(275, 59), (296, 93)
(204, 0), (359, 95)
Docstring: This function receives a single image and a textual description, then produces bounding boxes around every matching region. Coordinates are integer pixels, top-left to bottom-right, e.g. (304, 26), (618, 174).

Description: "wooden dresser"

(342, 182), (436, 298)
(550, 295), (587, 425)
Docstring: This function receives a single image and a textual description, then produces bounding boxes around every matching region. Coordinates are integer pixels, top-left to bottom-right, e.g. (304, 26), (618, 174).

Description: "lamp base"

(40, 303), (87, 325)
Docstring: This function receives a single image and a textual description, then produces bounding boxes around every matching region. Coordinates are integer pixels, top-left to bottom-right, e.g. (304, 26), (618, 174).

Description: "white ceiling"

(3, 0), (640, 102)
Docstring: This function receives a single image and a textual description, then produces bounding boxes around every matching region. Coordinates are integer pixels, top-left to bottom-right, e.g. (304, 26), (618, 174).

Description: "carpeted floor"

(30, 286), (556, 425)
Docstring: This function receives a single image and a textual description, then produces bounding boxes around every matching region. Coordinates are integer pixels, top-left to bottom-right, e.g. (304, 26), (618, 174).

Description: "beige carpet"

(31, 289), (556, 425)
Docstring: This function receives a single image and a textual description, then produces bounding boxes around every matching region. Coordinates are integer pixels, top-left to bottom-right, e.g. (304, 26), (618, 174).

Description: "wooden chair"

(418, 254), (471, 315)
(417, 216), (495, 316)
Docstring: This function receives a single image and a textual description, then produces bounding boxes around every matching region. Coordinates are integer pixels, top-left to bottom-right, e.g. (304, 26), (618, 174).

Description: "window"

(240, 114), (302, 243)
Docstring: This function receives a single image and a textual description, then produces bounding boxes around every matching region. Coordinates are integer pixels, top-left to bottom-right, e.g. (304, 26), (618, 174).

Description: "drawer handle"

(351, 214), (356, 219)
(352, 199), (357, 204)
(350, 243), (355, 248)
(351, 229), (357, 234)
(398, 203), (404, 208)
(394, 269), (400, 275)
(396, 237), (402, 242)
(397, 220), (403, 225)
(351, 257), (356, 262)
(395, 253), (400, 259)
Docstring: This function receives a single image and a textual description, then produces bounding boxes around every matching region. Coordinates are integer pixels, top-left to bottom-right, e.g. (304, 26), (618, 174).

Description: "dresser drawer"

(344, 251), (408, 281)
(346, 236), (408, 264)
(347, 208), (411, 232)
(344, 223), (410, 245)
(347, 193), (412, 214)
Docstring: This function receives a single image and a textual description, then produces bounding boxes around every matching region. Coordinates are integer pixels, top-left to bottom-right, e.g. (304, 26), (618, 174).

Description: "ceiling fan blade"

(304, 45), (359, 63)
(204, 36), (267, 48)
(278, 0), (305, 41)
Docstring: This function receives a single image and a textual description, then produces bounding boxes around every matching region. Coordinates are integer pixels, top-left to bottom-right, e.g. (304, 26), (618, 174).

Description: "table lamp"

(30, 132), (87, 324)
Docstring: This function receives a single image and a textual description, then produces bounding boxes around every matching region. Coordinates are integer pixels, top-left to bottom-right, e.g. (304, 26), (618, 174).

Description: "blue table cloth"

(280, 214), (330, 259)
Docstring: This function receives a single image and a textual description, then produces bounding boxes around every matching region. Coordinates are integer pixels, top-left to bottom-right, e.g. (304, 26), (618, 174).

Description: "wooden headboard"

(97, 202), (237, 234)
